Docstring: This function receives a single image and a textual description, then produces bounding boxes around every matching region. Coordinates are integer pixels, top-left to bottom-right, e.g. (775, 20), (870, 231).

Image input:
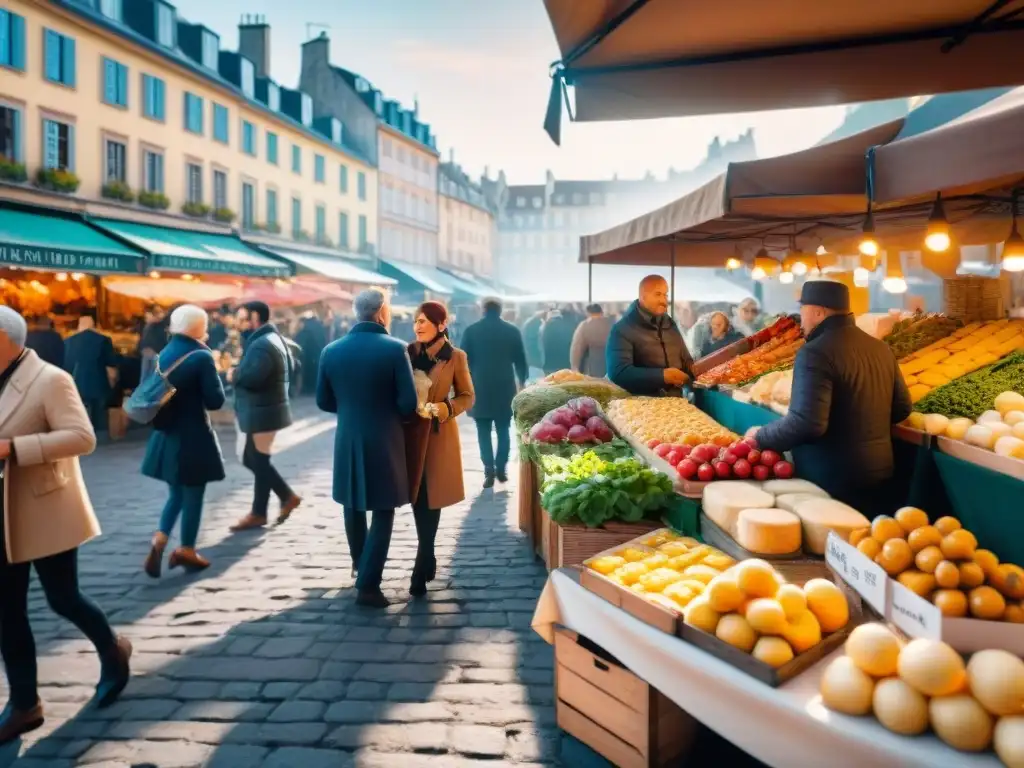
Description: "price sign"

(825, 531), (888, 614)
(888, 581), (943, 640)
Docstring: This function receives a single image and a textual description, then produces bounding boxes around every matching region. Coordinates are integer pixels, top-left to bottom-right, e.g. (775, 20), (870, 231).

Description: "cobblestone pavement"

(1, 401), (559, 767)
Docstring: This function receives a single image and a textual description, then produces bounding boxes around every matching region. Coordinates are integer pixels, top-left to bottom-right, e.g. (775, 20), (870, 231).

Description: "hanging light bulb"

(725, 256), (743, 270)
(816, 245), (828, 256)
(750, 265), (766, 280)
(55, 272), (68, 282)
(751, 248), (778, 281)
(71, 272), (84, 281)
(779, 271), (795, 284)
(853, 267), (871, 287)
(858, 211), (879, 257)
(1002, 226), (1024, 272)
(924, 193), (951, 252)
(882, 253), (908, 294)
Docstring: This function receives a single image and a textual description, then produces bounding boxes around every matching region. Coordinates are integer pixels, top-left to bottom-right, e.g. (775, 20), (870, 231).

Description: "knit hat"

(417, 300), (449, 329)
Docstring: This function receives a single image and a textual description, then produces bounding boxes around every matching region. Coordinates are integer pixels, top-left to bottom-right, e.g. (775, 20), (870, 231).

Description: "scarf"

(410, 334), (452, 374)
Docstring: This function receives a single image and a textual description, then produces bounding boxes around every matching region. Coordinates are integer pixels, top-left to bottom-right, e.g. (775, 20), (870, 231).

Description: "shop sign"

(153, 254), (288, 277)
(0, 243), (140, 274)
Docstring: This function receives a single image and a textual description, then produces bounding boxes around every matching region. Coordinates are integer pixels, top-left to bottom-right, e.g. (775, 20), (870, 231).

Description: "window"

(382, 138), (392, 157)
(357, 171), (367, 201)
(102, 57), (128, 107)
(201, 30), (218, 70)
(291, 197), (301, 237)
(358, 215), (368, 249)
(266, 83), (280, 112)
(242, 182), (255, 229)
(315, 204), (326, 241)
(266, 132), (278, 164)
(0, 10), (27, 71)
(240, 59), (255, 99)
(213, 169), (227, 210)
(212, 103), (228, 143)
(99, 0), (122, 21)
(104, 138), (126, 182)
(143, 149), (163, 193)
(241, 120), (256, 156)
(314, 154), (325, 183)
(186, 162), (202, 203)
(339, 165), (349, 194)
(291, 144), (301, 174)
(44, 29), (75, 87)
(142, 74), (165, 120)
(266, 189), (278, 227)
(156, 2), (174, 48)
(184, 92), (203, 134)
(42, 118), (74, 170)
(0, 106), (22, 162)
(338, 211), (349, 248)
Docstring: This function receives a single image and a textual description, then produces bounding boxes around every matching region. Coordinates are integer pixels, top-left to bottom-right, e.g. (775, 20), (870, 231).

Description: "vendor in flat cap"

(746, 280), (913, 514)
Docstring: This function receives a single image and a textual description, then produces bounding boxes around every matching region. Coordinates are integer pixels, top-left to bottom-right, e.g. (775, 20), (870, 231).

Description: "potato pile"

(605, 396), (739, 447)
(849, 507), (1024, 621)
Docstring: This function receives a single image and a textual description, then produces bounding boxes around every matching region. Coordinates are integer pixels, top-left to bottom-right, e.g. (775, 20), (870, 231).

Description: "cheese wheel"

(761, 479), (829, 498)
(736, 508), (802, 555)
(702, 482), (775, 536)
(775, 493), (822, 515)
(791, 498), (870, 556)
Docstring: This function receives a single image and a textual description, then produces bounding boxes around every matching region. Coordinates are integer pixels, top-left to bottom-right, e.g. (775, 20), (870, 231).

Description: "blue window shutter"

(11, 108), (20, 162)
(63, 36), (76, 87)
(0, 11), (9, 67)
(68, 123), (76, 171)
(142, 75), (150, 114)
(184, 94), (191, 130)
(11, 13), (24, 70)
(156, 79), (165, 120)
(43, 120), (56, 168)
(104, 59), (115, 102)
(118, 64), (128, 106)
(44, 30), (59, 80)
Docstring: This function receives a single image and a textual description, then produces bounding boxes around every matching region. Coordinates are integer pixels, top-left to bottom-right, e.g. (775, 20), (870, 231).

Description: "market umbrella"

(542, 0), (1024, 144)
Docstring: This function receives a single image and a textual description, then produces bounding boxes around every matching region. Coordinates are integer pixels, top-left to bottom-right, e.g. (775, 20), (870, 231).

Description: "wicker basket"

(943, 276), (1003, 322)
(540, 515), (663, 570)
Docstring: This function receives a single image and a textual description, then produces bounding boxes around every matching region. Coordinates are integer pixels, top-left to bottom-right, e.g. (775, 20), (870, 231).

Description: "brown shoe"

(230, 514), (267, 532)
(168, 548), (211, 572)
(95, 635), (132, 708)
(276, 495), (302, 525)
(144, 533), (168, 579)
(0, 702), (44, 744)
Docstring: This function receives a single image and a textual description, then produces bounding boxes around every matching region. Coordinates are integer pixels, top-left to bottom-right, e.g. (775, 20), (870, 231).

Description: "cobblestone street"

(0, 403), (558, 767)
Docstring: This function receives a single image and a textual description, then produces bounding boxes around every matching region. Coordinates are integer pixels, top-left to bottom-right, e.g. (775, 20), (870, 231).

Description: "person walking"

(229, 302), (302, 531)
(25, 316), (64, 369)
(461, 297), (527, 488)
(521, 309), (545, 380)
(570, 303), (612, 377)
(697, 311), (745, 358)
(540, 308), (575, 374)
(138, 305), (169, 383)
(0, 307), (132, 742)
(404, 302), (475, 596)
(141, 305), (227, 576)
(316, 289), (418, 608)
(63, 312), (119, 436)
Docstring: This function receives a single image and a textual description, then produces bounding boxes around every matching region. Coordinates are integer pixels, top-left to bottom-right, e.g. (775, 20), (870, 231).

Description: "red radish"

(760, 449), (781, 467)
(721, 450), (739, 466)
(666, 450), (683, 466)
(654, 444), (673, 458)
(730, 441), (751, 458)
(550, 408), (575, 428)
(676, 458), (698, 479)
(697, 463), (715, 482)
(773, 460), (795, 479)
(743, 436), (759, 449)
(713, 460), (732, 479)
(747, 449), (762, 465)
(752, 464), (771, 482)
(732, 458), (752, 478)
(585, 416), (606, 433)
(676, 444), (692, 459)
(567, 425), (594, 444)
(593, 425), (614, 443)
(647, 439), (661, 450)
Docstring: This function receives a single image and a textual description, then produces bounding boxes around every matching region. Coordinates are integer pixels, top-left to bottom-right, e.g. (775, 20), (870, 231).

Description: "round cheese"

(736, 508), (802, 555)
(702, 482), (775, 536)
(791, 498), (870, 556)
(761, 479), (829, 497)
(775, 492), (822, 515)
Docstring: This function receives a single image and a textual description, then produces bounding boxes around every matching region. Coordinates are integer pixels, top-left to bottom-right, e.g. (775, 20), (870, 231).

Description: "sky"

(171, 0), (849, 184)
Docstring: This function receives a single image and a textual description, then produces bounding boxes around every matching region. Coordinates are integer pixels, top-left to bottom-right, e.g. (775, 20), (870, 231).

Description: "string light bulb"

(924, 193), (951, 252)
(751, 248), (778, 281)
(858, 211), (879, 257)
(853, 267), (871, 287)
(779, 271), (795, 284)
(882, 253), (908, 294)
(1002, 226), (1024, 272)
(725, 256), (743, 270)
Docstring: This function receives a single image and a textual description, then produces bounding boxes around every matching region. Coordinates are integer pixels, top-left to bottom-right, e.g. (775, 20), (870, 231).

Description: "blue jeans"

(343, 508), (395, 592)
(475, 416), (511, 475)
(159, 484), (207, 548)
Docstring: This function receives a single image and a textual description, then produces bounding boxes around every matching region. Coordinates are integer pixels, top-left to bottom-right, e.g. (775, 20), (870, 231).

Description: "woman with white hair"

(140, 304), (226, 576)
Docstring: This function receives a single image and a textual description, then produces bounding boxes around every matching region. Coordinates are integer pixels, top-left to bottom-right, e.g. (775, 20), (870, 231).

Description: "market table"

(534, 569), (999, 768)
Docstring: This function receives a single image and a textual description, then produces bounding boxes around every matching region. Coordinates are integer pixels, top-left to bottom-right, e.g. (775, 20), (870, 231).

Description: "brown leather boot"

(167, 547), (211, 572)
(230, 513), (267, 532)
(144, 532), (168, 579)
(0, 702), (44, 744)
(276, 495), (302, 525)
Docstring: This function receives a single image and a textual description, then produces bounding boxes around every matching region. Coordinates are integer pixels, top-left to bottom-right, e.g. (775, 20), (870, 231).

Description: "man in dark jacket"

(317, 289), (418, 608)
(229, 301), (302, 532)
(748, 281), (913, 515)
(540, 308), (574, 374)
(138, 306), (168, 383)
(462, 297), (528, 488)
(521, 310), (545, 378)
(25, 316), (64, 369)
(295, 313), (327, 395)
(606, 276), (694, 396)
(63, 313), (119, 435)
(570, 304), (612, 378)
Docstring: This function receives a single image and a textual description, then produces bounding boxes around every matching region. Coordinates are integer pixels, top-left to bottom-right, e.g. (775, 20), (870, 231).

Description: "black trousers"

(0, 522), (116, 708)
(242, 434), (294, 518)
(412, 482), (441, 584)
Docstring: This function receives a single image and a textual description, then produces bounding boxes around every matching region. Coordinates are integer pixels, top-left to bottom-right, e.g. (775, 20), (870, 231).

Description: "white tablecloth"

(534, 569), (999, 768)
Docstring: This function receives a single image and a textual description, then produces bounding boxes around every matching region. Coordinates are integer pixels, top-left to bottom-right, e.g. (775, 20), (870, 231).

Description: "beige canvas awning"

(872, 86), (1024, 204)
(543, 0), (1024, 142)
(579, 120), (902, 267)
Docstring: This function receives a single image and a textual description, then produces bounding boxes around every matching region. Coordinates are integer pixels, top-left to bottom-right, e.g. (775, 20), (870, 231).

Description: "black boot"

(356, 589), (390, 608)
(483, 470), (495, 489)
(496, 468), (508, 484)
(95, 635), (132, 708)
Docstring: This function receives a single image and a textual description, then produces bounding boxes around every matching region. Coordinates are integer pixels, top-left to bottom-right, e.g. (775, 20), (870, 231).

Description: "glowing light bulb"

(1001, 227), (1024, 272)
(853, 267), (870, 287)
(55, 272), (68, 282)
(791, 261), (808, 276)
(71, 273), (84, 281)
(725, 257), (743, 270)
(751, 266), (767, 281)
(925, 195), (950, 252)
(858, 237), (880, 257)
(816, 245), (827, 256)
(925, 230), (951, 253)
(149, 271), (161, 279)
(1003, 256), (1024, 272)
(882, 276), (908, 294)
(779, 271), (794, 284)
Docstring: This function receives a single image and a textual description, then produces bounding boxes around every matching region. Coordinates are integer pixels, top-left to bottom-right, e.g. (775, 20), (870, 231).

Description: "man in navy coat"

(316, 289), (418, 608)
(63, 313), (119, 435)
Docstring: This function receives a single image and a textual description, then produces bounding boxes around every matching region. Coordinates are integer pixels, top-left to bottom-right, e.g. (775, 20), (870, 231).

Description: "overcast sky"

(172, 0), (849, 184)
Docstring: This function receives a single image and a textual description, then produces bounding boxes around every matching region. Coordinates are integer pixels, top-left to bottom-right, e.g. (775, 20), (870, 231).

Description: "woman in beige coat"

(404, 301), (475, 597)
(0, 308), (130, 744)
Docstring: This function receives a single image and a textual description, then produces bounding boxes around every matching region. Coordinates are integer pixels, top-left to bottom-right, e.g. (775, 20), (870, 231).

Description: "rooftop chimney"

(239, 14), (270, 79)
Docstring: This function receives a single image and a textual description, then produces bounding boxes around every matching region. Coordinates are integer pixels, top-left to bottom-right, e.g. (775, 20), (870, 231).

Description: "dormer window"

(300, 93), (312, 126)
(331, 118), (342, 144)
(267, 82), (280, 112)
(240, 58), (255, 99)
(373, 92), (383, 115)
(355, 77), (370, 93)
(200, 30), (218, 70)
(99, 0), (122, 21)
(156, 3), (174, 48)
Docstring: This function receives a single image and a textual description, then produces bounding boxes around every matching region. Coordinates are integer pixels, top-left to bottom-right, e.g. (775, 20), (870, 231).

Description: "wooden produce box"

(935, 435), (1024, 481)
(699, 511), (803, 562)
(517, 459), (540, 535)
(540, 514), (664, 570)
(554, 628), (698, 768)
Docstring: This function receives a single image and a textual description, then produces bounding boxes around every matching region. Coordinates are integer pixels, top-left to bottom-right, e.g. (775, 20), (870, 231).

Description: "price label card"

(825, 531), (888, 614)
(888, 581), (943, 640)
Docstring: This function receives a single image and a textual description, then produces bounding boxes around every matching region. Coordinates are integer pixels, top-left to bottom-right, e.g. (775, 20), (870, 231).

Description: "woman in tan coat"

(404, 301), (474, 597)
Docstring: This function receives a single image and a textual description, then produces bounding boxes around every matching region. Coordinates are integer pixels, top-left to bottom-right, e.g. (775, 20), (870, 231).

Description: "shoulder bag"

(123, 349), (208, 425)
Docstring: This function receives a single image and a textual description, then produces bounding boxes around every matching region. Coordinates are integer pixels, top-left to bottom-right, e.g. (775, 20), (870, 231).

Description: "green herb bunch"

(914, 351), (1024, 418)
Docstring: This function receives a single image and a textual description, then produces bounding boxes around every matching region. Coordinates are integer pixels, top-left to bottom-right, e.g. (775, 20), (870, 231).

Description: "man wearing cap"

(747, 280), (913, 515)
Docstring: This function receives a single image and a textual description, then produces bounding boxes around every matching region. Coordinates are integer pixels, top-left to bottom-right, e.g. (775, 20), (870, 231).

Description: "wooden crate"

(517, 459), (539, 535)
(943, 276), (1003, 322)
(540, 515), (663, 570)
(555, 628), (698, 768)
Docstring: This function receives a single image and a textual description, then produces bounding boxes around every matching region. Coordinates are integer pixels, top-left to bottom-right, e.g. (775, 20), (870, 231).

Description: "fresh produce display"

(696, 320), (803, 387)
(539, 450), (674, 527)
(542, 369), (587, 384)
(527, 397), (615, 446)
(907, 389), (1024, 459)
(899, 321), (1024, 405)
(653, 436), (795, 485)
(746, 315), (800, 349)
(821, 623), (1024, 765)
(747, 368), (793, 409)
(883, 313), (961, 360)
(521, 437), (634, 464)
(848, 507), (1024, 621)
(605, 396), (739, 447)
(512, 379), (628, 431)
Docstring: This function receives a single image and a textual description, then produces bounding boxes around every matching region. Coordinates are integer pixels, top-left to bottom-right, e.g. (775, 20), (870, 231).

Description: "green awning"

(0, 207), (144, 274)
(92, 219), (292, 278)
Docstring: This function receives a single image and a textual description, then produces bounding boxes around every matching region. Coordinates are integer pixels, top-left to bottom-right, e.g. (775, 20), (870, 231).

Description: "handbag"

(123, 349), (207, 425)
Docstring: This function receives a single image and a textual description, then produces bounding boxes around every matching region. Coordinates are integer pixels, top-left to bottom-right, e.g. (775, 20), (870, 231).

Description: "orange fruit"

(991, 564), (1024, 600)
(857, 537), (882, 560)
(958, 562), (986, 589)
(895, 506), (929, 533)
(934, 516), (962, 536)
(939, 529), (978, 561)
(1003, 603), (1024, 623)
(849, 528), (871, 547)
(871, 516), (905, 543)
(934, 561), (961, 589)
(915, 545), (944, 574)
(933, 589), (969, 618)
(897, 570), (937, 598)
(907, 525), (942, 553)
(973, 549), (1000, 578)
(969, 586), (1007, 620)
(876, 538), (913, 577)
